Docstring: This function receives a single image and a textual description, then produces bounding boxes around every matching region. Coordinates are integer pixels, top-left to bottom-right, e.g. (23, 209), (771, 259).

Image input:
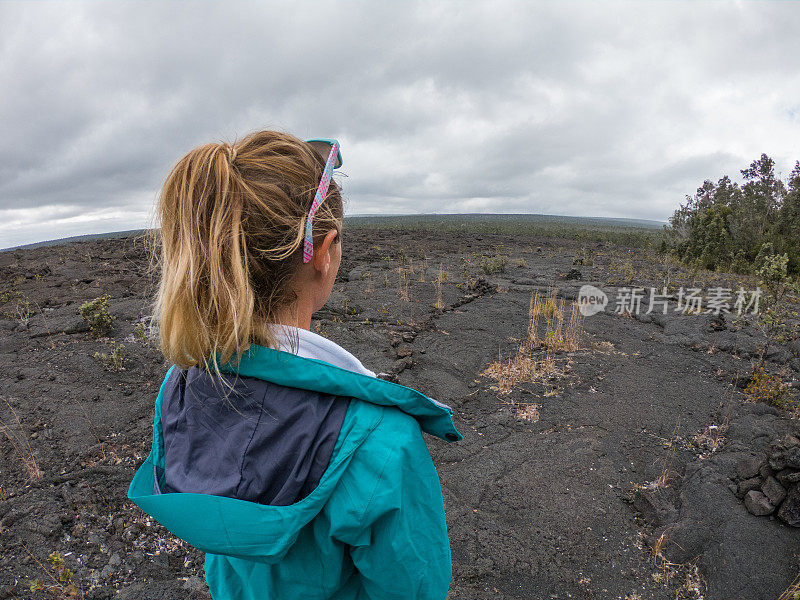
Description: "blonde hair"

(149, 130), (343, 375)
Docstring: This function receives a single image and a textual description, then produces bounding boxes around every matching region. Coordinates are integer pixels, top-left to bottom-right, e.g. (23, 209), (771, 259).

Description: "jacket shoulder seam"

(351, 404), (421, 527)
(357, 434), (397, 529)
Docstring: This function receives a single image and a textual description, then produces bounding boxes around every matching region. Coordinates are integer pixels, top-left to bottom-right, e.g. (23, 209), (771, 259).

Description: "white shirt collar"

(269, 325), (376, 378)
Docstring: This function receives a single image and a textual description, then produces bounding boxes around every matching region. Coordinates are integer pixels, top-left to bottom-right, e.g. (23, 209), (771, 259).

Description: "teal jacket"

(127, 343), (462, 599)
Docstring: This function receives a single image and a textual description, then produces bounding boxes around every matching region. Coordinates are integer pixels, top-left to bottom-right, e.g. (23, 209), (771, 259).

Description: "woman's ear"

(312, 229), (339, 277)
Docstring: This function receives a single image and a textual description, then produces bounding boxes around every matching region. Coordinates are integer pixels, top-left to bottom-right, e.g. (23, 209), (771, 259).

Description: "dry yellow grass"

(527, 287), (583, 353)
(0, 397), (43, 480)
(433, 263), (445, 309)
(482, 288), (584, 394)
(363, 271), (374, 293)
(397, 266), (410, 301)
(647, 529), (706, 598)
(483, 346), (559, 394)
(515, 403), (540, 422)
(653, 417), (681, 489)
(778, 573), (800, 600)
(632, 417), (681, 493)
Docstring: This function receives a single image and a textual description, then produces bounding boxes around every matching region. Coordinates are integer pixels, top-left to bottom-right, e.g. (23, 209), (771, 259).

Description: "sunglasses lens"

(306, 140), (342, 168)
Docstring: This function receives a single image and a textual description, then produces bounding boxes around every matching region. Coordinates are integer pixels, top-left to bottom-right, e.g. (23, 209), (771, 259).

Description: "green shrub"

(745, 364), (793, 411)
(134, 321), (148, 343)
(756, 246), (789, 302)
(480, 255), (508, 275)
(730, 250), (751, 274)
(93, 341), (125, 371)
(80, 295), (114, 336)
(621, 259), (636, 284)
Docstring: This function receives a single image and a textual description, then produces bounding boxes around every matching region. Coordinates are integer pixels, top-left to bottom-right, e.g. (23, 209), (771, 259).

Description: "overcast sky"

(1, 1), (799, 248)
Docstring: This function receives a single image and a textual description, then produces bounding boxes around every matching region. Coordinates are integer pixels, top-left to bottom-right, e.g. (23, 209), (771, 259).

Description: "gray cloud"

(1, 1), (799, 247)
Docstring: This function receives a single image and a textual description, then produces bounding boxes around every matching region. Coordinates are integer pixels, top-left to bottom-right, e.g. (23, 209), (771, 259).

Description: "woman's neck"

(271, 296), (315, 331)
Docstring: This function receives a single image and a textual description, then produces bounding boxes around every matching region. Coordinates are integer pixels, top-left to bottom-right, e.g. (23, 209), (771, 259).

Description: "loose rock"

(761, 477), (787, 506)
(786, 447), (800, 469)
(632, 488), (679, 527)
(184, 575), (206, 592)
(776, 469), (800, 487)
(736, 455), (765, 480)
(737, 476), (762, 498)
(744, 490), (774, 516)
(777, 486), (800, 527)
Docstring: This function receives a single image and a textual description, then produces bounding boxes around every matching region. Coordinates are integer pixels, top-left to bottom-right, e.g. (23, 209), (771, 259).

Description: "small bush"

(1, 288), (34, 327)
(480, 255), (508, 275)
(80, 295), (114, 336)
(745, 364), (793, 410)
(93, 341), (125, 371)
(26, 551), (80, 597)
(1, 289), (22, 304)
(756, 248), (789, 302)
(573, 247), (594, 266)
(621, 259), (636, 284)
(7, 298), (33, 327)
(134, 321), (148, 343)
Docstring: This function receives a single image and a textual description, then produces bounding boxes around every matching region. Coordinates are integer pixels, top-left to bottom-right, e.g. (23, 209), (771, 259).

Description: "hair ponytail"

(150, 131), (343, 376)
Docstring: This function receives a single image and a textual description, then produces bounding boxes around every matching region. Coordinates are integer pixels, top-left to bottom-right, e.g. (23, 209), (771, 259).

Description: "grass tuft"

(482, 288), (584, 394)
(528, 287), (583, 352)
(0, 397), (42, 480)
(778, 573), (800, 600)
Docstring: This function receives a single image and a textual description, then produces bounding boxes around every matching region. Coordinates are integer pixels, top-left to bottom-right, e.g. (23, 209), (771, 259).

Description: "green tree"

(664, 154), (797, 276)
(733, 154), (786, 258)
(775, 161), (800, 275)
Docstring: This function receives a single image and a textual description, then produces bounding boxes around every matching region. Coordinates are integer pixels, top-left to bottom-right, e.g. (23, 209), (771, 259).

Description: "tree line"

(662, 154), (800, 278)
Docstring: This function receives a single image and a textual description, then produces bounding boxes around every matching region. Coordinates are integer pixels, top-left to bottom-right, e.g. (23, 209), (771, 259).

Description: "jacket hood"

(127, 344), (461, 562)
(222, 344), (461, 442)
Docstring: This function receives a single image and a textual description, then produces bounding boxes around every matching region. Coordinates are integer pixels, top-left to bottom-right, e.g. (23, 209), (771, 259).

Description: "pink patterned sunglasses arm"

(302, 141), (340, 264)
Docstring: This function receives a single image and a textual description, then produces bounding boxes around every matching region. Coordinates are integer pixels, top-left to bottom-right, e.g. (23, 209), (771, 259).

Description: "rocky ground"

(1, 227), (799, 600)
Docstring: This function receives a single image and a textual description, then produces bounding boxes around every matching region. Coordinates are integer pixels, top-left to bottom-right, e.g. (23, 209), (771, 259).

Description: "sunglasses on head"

(302, 138), (343, 263)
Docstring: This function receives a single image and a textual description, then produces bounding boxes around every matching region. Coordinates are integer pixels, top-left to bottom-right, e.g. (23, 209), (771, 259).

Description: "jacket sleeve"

(338, 408), (452, 600)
